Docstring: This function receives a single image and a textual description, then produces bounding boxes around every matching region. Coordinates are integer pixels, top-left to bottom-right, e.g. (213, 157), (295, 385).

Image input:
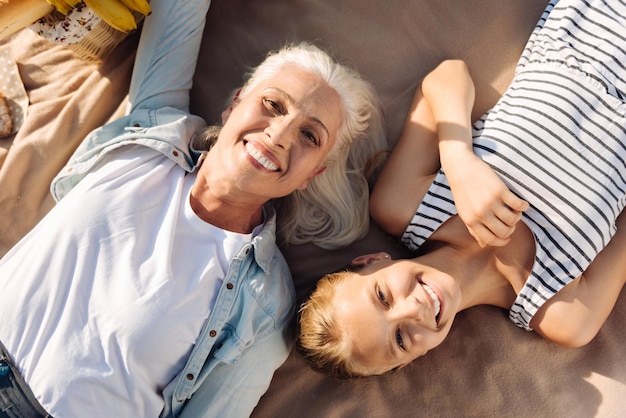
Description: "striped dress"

(402, 0), (626, 330)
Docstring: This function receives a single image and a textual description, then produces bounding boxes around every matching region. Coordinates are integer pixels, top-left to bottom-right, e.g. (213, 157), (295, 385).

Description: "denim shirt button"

(133, 123), (140, 127)
(245, 247), (250, 255)
(226, 283), (233, 290)
(0, 362), (9, 376)
(172, 150), (179, 157)
(186, 373), (194, 380)
(209, 330), (217, 337)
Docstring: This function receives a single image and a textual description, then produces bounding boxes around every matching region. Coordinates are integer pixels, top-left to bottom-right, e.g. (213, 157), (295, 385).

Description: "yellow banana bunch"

(45, 0), (76, 15)
(118, 0), (151, 16)
(45, 0), (151, 33)
(82, 0), (137, 32)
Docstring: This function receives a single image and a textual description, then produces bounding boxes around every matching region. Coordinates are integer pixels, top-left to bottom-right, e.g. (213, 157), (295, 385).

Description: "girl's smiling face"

(333, 254), (463, 374)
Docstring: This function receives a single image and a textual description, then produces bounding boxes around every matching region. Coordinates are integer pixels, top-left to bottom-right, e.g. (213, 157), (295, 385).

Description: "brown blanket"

(2, 0), (625, 416)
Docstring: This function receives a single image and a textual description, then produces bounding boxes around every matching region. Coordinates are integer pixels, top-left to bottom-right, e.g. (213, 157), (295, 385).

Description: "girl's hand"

(422, 59), (529, 247)
(446, 151), (529, 247)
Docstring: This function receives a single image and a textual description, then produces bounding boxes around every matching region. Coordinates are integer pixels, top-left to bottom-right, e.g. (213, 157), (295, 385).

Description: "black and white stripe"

(402, 0), (626, 330)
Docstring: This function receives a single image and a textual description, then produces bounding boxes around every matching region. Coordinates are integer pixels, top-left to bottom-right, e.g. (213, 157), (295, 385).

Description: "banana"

(46, 0), (74, 15)
(44, 0), (148, 34)
(83, 0), (137, 33)
(119, 0), (151, 16)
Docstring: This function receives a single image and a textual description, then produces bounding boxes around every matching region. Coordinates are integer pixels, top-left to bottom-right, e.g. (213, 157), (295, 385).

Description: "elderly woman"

(0, 0), (384, 416)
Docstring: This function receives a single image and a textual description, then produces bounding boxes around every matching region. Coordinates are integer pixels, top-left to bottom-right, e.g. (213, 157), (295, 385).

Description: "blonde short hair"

(297, 267), (393, 379)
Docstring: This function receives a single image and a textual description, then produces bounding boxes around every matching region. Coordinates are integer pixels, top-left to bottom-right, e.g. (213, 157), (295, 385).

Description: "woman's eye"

(396, 328), (405, 350)
(301, 129), (319, 146)
(263, 98), (282, 114)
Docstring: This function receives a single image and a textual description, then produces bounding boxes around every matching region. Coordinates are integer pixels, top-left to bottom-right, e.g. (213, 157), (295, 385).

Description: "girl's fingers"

(503, 191), (530, 213)
(469, 219), (513, 247)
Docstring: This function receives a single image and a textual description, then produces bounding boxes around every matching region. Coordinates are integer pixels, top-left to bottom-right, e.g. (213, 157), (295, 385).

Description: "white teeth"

(422, 283), (441, 319)
(245, 142), (279, 171)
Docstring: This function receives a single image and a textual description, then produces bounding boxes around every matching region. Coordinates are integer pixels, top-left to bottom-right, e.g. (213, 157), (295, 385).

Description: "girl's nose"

(395, 297), (425, 323)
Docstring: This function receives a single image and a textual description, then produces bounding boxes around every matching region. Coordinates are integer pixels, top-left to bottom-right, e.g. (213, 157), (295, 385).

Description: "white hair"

(239, 43), (387, 249)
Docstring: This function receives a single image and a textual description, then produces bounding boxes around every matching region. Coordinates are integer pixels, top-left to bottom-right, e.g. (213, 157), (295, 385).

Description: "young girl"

(297, 0), (626, 378)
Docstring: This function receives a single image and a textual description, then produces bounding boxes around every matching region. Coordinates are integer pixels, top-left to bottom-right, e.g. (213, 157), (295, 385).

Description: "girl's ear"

(391, 363), (409, 373)
(351, 252), (391, 266)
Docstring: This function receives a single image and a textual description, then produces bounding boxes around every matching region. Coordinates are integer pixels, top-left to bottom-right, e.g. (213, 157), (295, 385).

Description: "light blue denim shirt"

(51, 0), (296, 416)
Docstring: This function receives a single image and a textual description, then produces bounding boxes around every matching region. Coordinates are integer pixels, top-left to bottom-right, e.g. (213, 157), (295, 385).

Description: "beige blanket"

(2, 0), (625, 416)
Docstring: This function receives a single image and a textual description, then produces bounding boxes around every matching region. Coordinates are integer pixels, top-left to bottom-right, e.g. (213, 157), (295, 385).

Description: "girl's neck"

(425, 216), (535, 311)
(419, 244), (517, 311)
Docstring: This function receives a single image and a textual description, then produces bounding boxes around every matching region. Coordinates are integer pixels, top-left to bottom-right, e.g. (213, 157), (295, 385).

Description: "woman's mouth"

(245, 141), (280, 172)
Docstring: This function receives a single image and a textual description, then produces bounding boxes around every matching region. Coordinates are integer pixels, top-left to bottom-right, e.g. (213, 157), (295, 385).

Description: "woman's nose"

(266, 118), (295, 149)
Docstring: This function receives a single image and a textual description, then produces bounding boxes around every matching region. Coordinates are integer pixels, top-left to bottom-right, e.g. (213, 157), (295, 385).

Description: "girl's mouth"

(421, 281), (441, 325)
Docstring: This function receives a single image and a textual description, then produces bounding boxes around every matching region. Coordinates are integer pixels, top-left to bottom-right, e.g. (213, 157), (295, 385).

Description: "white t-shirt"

(0, 145), (253, 417)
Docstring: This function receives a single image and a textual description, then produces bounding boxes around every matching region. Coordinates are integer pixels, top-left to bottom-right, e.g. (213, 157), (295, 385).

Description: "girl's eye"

(377, 288), (390, 307)
(396, 328), (405, 350)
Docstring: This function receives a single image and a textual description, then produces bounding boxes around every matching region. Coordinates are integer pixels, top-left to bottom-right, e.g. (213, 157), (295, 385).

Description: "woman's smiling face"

(209, 64), (343, 202)
(333, 255), (462, 374)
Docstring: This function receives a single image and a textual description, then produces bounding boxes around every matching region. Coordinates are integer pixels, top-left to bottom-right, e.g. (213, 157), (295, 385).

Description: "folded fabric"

(0, 45), (27, 137)
(28, 4), (133, 62)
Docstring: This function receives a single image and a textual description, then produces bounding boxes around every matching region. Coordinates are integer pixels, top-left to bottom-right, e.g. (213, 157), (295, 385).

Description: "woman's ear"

(296, 164), (327, 190)
(351, 252), (391, 266)
(221, 107), (232, 124)
(221, 88), (242, 124)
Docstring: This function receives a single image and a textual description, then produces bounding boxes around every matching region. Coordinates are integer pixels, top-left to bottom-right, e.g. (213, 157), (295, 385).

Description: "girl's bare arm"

(369, 81), (441, 237)
(531, 211), (626, 347)
(422, 60), (528, 247)
(372, 59), (527, 243)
